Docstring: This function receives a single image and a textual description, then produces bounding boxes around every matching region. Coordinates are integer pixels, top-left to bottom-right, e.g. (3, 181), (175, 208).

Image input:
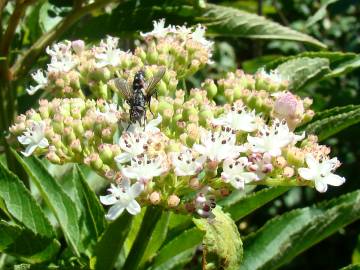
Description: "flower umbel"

(100, 178), (143, 220)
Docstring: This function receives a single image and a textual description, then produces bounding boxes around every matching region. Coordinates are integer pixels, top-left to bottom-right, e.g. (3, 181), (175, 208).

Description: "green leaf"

(202, 4), (326, 48)
(13, 153), (82, 257)
(306, 0), (340, 27)
(0, 220), (60, 263)
(302, 105), (360, 140)
(224, 187), (290, 221)
(0, 162), (55, 238)
(151, 227), (205, 270)
(352, 234), (360, 264)
(90, 213), (133, 270)
(339, 264), (360, 270)
(276, 57), (330, 90)
(324, 55), (360, 78)
(140, 211), (170, 267)
(241, 189), (360, 270)
(193, 207), (242, 270)
(72, 165), (106, 256)
(265, 51), (357, 71)
(123, 207), (163, 270)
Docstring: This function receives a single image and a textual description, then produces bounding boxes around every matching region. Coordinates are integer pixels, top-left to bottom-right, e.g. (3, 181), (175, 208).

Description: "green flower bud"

(202, 79), (217, 98)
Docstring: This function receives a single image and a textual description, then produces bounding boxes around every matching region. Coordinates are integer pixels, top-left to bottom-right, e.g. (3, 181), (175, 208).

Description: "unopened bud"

(167, 194), (180, 208)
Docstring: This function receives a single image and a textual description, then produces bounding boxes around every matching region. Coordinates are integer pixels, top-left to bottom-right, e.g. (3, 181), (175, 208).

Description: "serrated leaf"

(265, 51), (357, 71)
(241, 189), (360, 270)
(302, 105), (360, 140)
(202, 4), (326, 48)
(276, 57), (330, 90)
(151, 227), (205, 270)
(13, 153), (82, 257)
(72, 165), (106, 256)
(193, 207), (242, 270)
(224, 187), (289, 221)
(0, 220), (60, 263)
(90, 213), (132, 270)
(0, 162), (55, 238)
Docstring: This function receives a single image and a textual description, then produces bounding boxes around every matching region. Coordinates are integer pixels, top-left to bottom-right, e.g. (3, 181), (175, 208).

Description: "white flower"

(100, 179), (143, 220)
(193, 129), (245, 162)
(26, 69), (48, 95)
(257, 68), (284, 84)
(248, 153), (273, 180)
(46, 41), (72, 58)
(247, 119), (304, 157)
(17, 121), (49, 157)
(140, 19), (171, 38)
(95, 36), (125, 68)
(115, 132), (149, 164)
(122, 114), (162, 134)
(191, 25), (213, 49)
(46, 41), (76, 72)
(121, 154), (168, 183)
(96, 103), (120, 124)
(170, 147), (206, 176)
(298, 154), (345, 193)
(212, 107), (262, 132)
(221, 157), (259, 189)
(174, 25), (192, 38)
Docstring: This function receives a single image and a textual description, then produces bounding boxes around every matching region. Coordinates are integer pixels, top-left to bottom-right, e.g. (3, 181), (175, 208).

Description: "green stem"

(249, 177), (314, 188)
(122, 207), (162, 270)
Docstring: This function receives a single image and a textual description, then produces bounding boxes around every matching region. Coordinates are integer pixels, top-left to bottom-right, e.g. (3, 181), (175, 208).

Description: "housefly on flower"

(111, 67), (165, 130)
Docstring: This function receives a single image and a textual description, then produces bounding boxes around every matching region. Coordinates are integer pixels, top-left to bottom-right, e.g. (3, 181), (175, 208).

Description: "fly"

(111, 67), (165, 130)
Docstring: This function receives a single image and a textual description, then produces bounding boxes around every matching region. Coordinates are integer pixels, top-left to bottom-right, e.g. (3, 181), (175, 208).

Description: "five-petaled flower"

(115, 132), (149, 164)
(298, 154), (345, 192)
(100, 178), (143, 220)
(170, 147), (206, 176)
(247, 119), (304, 157)
(193, 129), (245, 162)
(212, 106), (261, 133)
(17, 121), (49, 157)
(221, 157), (259, 189)
(121, 154), (168, 183)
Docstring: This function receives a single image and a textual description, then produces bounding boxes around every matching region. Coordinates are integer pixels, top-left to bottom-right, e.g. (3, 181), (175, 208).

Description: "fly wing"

(145, 67), (166, 99)
(110, 78), (133, 100)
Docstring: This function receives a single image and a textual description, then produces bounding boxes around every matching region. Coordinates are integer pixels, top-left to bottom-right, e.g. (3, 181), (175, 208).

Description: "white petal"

(324, 174), (345, 186)
(130, 182), (143, 197)
(298, 168), (315, 180)
(268, 148), (282, 157)
(26, 85), (42, 95)
(315, 180), (328, 193)
(193, 144), (207, 156)
(305, 154), (318, 170)
(126, 200), (141, 215)
(18, 135), (32, 145)
(106, 203), (125, 220)
(38, 138), (49, 148)
(114, 153), (131, 164)
(100, 194), (118, 205)
(121, 167), (139, 179)
(21, 144), (38, 157)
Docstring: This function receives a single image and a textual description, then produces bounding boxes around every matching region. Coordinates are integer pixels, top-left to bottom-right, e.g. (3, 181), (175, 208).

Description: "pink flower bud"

(274, 92), (304, 119)
(71, 40), (85, 54)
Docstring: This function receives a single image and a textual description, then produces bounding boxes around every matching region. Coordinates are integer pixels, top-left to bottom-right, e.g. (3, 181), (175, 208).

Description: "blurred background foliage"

(1, 0), (360, 269)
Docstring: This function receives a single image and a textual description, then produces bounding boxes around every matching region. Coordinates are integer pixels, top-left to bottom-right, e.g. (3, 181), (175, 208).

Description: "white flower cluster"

(141, 19), (214, 50)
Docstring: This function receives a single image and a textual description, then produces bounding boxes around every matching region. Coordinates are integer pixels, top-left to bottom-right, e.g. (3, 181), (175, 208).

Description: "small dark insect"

(112, 67), (166, 130)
